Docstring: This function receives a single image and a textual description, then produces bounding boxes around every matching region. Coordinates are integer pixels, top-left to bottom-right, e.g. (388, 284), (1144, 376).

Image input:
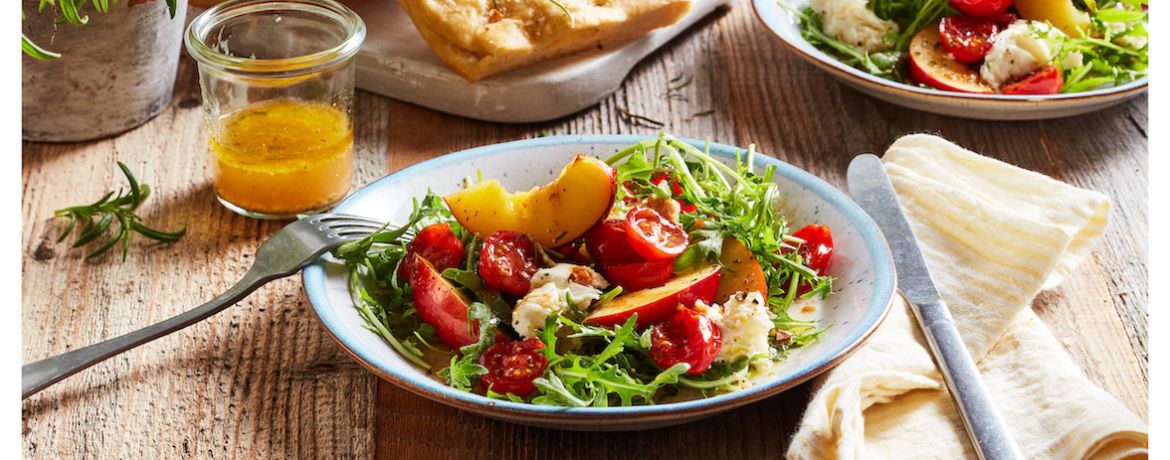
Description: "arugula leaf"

(437, 302), (498, 390)
(332, 192), (449, 264)
(673, 228), (722, 272)
(438, 356), (488, 391)
(778, 4), (903, 79)
(590, 316), (640, 369)
(678, 354), (756, 390)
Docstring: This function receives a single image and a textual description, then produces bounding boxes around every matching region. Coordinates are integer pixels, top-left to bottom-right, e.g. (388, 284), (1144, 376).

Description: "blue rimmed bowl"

(303, 135), (895, 430)
(752, 0), (1148, 120)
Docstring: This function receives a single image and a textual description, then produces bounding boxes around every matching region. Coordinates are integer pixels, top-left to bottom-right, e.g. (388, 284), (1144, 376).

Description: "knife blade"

(846, 154), (1023, 460)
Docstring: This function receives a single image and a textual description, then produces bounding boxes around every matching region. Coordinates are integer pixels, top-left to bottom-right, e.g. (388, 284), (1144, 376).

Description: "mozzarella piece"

(706, 291), (774, 366)
(512, 283), (570, 339)
(807, 0), (898, 53)
(530, 263), (608, 291)
(512, 264), (606, 338)
(980, 20), (1059, 91)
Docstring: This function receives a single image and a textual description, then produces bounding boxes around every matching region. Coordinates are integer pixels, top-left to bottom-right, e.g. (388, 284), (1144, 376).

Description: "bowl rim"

(302, 134), (896, 421)
(750, 0), (1149, 103)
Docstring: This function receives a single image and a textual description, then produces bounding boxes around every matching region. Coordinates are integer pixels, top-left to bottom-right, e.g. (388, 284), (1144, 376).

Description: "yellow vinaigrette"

(210, 99), (353, 216)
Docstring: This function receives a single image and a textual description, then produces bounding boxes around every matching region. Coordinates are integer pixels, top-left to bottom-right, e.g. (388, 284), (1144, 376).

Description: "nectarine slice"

(585, 265), (721, 328)
(909, 25), (993, 94)
(715, 237), (768, 304)
(445, 155), (616, 248)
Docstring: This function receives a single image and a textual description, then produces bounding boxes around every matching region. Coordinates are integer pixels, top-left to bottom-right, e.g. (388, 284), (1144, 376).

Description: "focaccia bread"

(398, 0), (693, 82)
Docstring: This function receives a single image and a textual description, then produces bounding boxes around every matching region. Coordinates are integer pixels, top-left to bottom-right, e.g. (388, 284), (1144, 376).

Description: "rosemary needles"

(54, 162), (186, 261)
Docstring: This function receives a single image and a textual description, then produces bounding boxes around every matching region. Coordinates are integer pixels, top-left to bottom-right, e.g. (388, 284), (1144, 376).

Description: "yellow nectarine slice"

(1015, 0), (1091, 37)
(445, 155), (616, 247)
(715, 237), (768, 304)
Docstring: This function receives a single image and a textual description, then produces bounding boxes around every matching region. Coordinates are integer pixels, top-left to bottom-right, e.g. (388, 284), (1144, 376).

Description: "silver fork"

(22, 213), (396, 399)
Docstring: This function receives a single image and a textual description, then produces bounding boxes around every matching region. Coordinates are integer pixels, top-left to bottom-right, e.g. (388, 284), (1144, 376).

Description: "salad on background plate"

(786, 0), (1148, 94)
(331, 135), (835, 406)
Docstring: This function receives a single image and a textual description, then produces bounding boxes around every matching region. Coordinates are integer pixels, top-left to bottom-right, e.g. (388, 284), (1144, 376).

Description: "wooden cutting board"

(346, 0), (730, 123)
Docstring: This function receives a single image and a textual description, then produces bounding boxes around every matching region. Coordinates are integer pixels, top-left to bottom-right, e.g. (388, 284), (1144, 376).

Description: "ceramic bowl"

(752, 0), (1148, 120)
(303, 135), (895, 430)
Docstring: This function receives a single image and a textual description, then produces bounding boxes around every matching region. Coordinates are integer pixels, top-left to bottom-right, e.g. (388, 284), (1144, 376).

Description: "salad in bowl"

(786, 0), (1148, 95)
(331, 135), (837, 406)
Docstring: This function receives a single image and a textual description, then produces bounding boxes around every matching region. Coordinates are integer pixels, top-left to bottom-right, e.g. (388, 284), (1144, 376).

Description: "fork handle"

(22, 269), (273, 399)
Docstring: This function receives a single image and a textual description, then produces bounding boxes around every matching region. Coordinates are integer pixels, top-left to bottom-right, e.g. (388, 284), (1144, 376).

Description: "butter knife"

(846, 154), (1023, 460)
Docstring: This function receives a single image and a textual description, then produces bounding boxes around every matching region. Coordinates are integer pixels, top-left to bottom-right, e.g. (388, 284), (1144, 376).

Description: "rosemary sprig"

(54, 162), (186, 261)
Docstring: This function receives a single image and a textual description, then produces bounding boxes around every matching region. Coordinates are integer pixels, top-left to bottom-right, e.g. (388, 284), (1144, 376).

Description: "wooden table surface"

(21, 3), (1148, 458)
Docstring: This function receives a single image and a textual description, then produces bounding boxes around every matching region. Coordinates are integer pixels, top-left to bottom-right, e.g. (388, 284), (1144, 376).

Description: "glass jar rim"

(185, 0), (365, 75)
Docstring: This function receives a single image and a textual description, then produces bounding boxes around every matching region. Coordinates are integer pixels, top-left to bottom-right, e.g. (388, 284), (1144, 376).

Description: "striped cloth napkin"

(786, 134), (1148, 459)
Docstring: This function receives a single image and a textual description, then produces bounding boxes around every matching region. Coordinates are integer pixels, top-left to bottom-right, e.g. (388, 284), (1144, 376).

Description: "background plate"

(752, 0), (1148, 120)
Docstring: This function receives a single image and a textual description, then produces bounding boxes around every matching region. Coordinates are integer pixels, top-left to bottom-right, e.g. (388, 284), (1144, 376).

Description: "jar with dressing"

(185, 0), (365, 219)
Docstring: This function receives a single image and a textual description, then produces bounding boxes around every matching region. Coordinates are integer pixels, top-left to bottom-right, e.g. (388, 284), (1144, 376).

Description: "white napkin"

(786, 134), (1148, 460)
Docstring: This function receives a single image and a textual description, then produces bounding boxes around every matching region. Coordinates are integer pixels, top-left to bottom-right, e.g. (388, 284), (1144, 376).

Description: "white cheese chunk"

(705, 291), (774, 366)
(511, 264), (607, 338)
(807, 0), (898, 53)
(980, 20), (1059, 91)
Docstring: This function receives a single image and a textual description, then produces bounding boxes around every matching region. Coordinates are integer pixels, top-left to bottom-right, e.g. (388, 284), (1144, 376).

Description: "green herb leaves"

(21, 33), (60, 60)
(54, 162), (186, 261)
(23, 0), (180, 60)
(782, 5), (903, 79)
(530, 315), (690, 407)
(1053, 1), (1149, 93)
(438, 301), (497, 390)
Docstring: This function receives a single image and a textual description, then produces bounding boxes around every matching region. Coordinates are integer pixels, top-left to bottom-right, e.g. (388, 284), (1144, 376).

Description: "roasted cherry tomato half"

(948, 0), (1013, 18)
(625, 206), (689, 260)
(478, 230), (540, 296)
(791, 224), (834, 275)
(602, 258), (675, 291)
(398, 223), (465, 281)
(649, 307), (722, 375)
(1001, 65), (1063, 95)
(585, 219), (643, 266)
(479, 336), (548, 397)
(939, 15), (1000, 64)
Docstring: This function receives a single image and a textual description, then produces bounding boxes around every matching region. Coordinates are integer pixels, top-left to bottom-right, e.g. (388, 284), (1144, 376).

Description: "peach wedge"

(445, 154), (616, 247)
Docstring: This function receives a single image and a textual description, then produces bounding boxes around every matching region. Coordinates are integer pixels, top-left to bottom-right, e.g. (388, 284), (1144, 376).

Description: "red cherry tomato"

(479, 336), (549, 397)
(649, 307), (722, 375)
(791, 224), (834, 275)
(1001, 65), (1063, 95)
(939, 16), (1001, 64)
(625, 206), (689, 260)
(478, 231), (540, 296)
(585, 219), (642, 266)
(948, 0), (1013, 18)
(602, 259), (675, 291)
(398, 223), (465, 281)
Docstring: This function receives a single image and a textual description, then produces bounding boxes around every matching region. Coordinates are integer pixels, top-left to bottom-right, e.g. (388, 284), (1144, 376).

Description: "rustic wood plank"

(22, 2), (1146, 459)
(22, 58), (375, 459)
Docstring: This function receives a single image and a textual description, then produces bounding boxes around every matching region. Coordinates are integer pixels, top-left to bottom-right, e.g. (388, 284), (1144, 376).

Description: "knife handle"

(908, 297), (1024, 460)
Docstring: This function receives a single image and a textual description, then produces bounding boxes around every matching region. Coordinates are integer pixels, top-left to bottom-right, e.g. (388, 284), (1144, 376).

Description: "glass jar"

(185, 0), (365, 219)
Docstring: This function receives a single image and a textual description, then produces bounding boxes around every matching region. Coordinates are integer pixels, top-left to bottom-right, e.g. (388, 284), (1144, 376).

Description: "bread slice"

(397, 0), (693, 82)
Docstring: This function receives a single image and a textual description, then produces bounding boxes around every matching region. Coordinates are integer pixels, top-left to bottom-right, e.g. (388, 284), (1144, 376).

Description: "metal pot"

(22, 0), (189, 142)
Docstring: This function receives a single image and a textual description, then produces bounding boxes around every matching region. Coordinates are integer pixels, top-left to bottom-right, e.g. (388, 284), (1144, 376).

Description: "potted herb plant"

(22, 0), (188, 142)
